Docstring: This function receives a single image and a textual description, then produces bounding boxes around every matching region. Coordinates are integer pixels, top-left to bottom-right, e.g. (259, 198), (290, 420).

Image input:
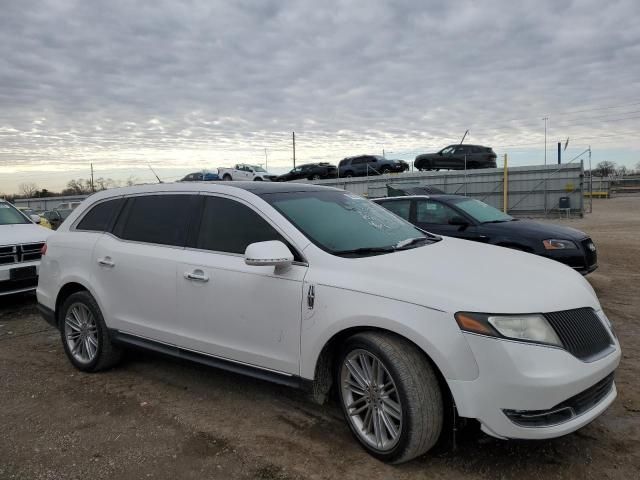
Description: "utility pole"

(90, 163), (95, 192)
(292, 132), (296, 168)
(542, 116), (549, 165)
(264, 148), (268, 170)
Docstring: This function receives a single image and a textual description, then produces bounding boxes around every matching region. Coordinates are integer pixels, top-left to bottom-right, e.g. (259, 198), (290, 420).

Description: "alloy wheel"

(340, 349), (403, 451)
(64, 302), (99, 364)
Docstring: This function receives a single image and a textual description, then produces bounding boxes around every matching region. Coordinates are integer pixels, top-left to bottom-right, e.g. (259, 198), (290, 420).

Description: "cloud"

(0, 0), (639, 190)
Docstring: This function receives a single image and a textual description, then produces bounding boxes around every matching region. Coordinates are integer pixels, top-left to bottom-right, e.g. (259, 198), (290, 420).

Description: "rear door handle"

(184, 270), (209, 282)
(97, 257), (115, 268)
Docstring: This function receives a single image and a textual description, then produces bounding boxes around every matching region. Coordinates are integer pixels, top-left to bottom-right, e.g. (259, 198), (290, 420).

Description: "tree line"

(2, 176), (139, 202)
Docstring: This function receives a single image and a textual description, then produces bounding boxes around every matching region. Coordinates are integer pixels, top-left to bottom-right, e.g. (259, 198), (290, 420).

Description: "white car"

(36, 182), (620, 463)
(218, 163), (277, 181)
(1, 200), (51, 296)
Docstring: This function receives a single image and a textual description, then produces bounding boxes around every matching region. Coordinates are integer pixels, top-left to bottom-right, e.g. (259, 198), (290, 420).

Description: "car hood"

(315, 237), (599, 314)
(0, 223), (52, 246)
(483, 219), (589, 241)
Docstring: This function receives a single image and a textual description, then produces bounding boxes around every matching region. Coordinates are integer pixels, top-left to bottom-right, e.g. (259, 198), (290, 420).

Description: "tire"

(311, 174), (321, 180)
(223, 174), (232, 181)
(381, 167), (391, 175)
(344, 171), (354, 178)
(254, 177), (263, 181)
(59, 291), (123, 372)
(337, 332), (443, 464)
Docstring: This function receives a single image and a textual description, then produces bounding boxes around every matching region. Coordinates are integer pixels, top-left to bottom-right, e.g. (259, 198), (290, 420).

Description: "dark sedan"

(276, 162), (337, 182)
(415, 144), (497, 171)
(373, 194), (597, 274)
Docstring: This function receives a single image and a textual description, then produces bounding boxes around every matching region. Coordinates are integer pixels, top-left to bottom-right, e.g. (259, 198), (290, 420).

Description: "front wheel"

(222, 174), (232, 181)
(337, 332), (443, 463)
(253, 177), (263, 181)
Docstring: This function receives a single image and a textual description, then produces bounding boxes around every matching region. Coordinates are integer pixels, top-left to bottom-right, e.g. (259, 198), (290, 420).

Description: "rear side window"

(114, 195), (197, 246)
(379, 200), (411, 221)
(196, 196), (285, 254)
(415, 200), (459, 225)
(76, 198), (123, 232)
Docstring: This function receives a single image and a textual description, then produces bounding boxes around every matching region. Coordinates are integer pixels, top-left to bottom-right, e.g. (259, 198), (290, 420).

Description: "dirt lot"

(1, 197), (638, 480)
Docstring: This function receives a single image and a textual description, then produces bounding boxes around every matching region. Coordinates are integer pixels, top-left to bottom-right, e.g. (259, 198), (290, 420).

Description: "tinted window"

(379, 200), (411, 221)
(352, 157), (366, 165)
(416, 200), (459, 225)
(76, 198), (123, 232)
(196, 196), (285, 254)
(116, 195), (196, 246)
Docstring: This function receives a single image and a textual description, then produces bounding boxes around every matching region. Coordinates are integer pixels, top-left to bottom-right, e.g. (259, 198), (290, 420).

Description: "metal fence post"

(503, 154), (508, 213)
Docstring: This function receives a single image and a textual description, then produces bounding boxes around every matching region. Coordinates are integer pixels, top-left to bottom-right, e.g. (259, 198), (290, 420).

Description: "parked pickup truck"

(218, 164), (278, 182)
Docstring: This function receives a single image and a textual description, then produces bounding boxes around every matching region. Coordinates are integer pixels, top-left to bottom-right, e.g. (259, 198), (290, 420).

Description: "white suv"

(1, 200), (51, 296)
(36, 182), (620, 463)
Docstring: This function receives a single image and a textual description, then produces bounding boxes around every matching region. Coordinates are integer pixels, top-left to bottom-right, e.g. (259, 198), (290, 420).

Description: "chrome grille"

(0, 243), (44, 265)
(544, 308), (613, 361)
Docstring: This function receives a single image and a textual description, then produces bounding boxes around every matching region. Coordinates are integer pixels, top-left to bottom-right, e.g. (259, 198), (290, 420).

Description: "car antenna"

(459, 129), (469, 145)
(148, 164), (163, 183)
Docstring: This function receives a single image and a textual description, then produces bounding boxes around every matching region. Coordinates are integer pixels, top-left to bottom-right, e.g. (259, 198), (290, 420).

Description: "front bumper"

(448, 332), (620, 440)
(0, 260), (40, 296)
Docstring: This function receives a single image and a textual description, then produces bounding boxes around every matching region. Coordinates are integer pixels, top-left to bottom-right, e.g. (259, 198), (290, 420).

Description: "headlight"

(455, 312), (563, 347)
(596, 310), (616, 338)
(543, 239), (577, 250)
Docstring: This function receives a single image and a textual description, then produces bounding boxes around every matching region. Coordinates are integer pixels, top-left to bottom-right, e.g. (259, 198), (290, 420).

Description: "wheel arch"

(54, 280), (94, 328)
(308, 326), (454, 409)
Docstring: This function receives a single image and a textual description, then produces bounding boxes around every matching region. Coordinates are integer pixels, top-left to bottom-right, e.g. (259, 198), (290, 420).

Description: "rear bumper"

(38, 303), (57, 329)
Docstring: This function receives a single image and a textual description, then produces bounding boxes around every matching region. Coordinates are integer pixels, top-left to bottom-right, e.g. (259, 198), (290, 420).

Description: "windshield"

(452, 198), (513, 223)
(0, 202), (31, 225)
(252, 165), (266, 172)
(262, 190), (436, 256)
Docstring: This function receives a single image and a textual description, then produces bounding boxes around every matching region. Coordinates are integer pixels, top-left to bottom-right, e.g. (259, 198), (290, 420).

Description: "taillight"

(41, 243), (47, 256)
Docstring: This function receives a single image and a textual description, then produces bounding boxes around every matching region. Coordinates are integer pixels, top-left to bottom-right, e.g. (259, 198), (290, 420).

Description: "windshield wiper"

(482, 219), (512, 224)
(333, 246), (396, 256)
(395, 237), (429, 249)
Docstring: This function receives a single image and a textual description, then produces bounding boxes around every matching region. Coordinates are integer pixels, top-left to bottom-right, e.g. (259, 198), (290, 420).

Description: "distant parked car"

(414, 145), (497, 171)
(338, 155), (409, 177)
(18, 207), (52, 229)
(373, 194), (598, 274)
(180, 171), (221, 182)
(276, 163), (338, 182)
(218, 164), (278, 181)
(40, 210), (64, 230)
(54, 209), (74, 221)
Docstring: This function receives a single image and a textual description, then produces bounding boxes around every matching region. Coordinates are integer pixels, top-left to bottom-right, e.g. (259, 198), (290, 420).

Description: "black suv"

(414, 145), (497, 171)
(338, 155), (409, 177)
(276, 163), (337, 182)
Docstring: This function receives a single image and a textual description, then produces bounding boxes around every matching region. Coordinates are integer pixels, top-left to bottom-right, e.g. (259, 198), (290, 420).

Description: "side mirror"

(449, 216), (469, 226)
(30, 214), (41, 224)
(245, 240), (294, 267)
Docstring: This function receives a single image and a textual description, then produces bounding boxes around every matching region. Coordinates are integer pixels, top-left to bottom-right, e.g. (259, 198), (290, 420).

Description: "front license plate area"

(10, 266), (37, 281)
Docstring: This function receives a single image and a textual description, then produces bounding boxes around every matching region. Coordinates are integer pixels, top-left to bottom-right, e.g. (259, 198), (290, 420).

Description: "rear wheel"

(381, 167), (391, 174)
(344, 171), (354, 178)
(223, 174), (232, 181)
(253, 177), (263, 181)
(337, 332), (443, 463)
(60, 291), (123, 372)
(311, 174), (321, 180)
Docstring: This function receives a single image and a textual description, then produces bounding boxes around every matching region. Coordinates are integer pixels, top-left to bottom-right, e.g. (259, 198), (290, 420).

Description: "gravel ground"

(1, 197), (638, 480)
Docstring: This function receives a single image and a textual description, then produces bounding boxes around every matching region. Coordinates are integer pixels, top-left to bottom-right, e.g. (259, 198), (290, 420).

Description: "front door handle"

(97, 257), (115, 268)
(184, 270), (209, 282)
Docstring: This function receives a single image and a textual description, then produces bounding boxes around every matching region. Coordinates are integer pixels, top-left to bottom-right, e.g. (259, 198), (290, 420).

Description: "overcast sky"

(1, 0), (639, 193)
